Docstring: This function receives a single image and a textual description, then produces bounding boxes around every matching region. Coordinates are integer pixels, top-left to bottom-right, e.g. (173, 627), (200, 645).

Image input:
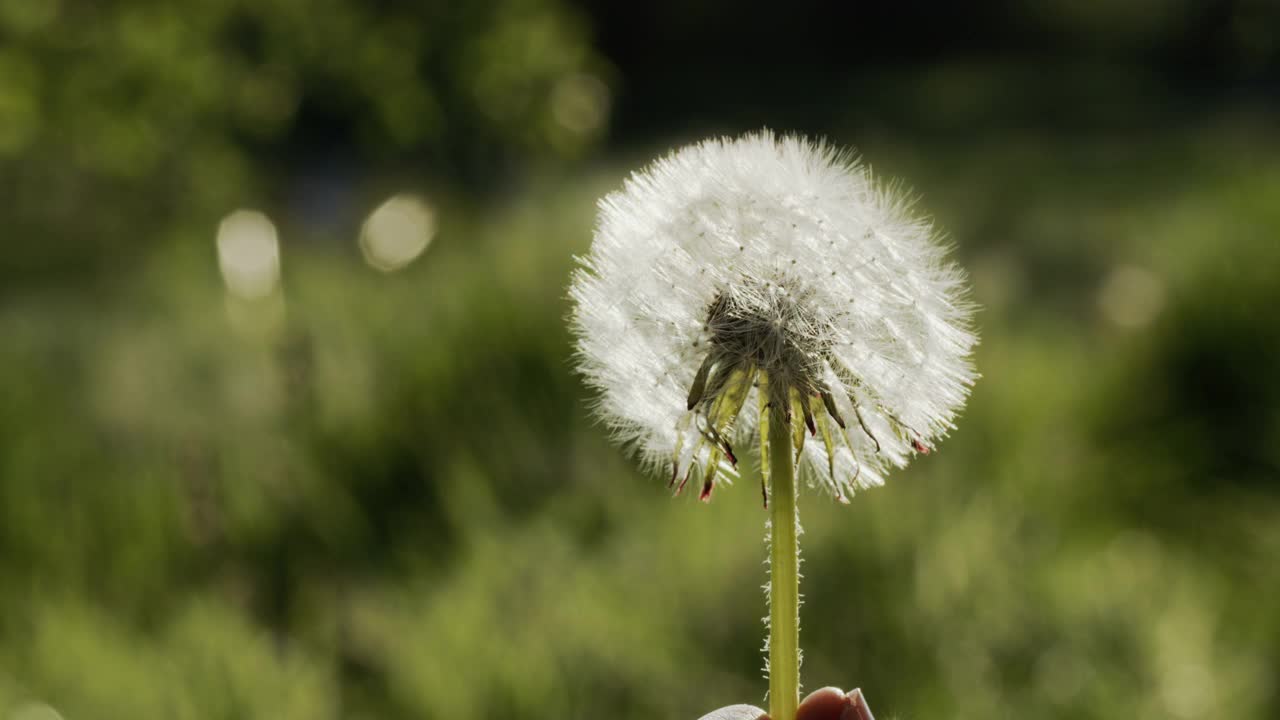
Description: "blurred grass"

(1, 107), (1278, 720)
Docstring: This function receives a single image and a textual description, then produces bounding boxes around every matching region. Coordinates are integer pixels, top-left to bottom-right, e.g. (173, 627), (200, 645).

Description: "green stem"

(768, 401), (800, 720)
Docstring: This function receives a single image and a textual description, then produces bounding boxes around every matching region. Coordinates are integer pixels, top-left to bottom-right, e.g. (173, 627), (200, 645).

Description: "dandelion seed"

(569, 131), (978, 501)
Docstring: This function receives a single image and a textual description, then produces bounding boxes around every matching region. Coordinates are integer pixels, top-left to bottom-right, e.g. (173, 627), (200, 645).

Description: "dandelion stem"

(768, 399), (800, 720)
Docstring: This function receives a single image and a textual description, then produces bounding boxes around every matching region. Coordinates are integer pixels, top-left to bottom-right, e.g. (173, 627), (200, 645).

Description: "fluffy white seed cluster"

(570, 131), (977, 502)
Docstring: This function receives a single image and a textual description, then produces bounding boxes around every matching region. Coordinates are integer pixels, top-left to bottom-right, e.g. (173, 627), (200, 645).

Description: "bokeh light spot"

(216, 209), (281, 299)
(550, 73), (610, 135)
(1162, 661), (1215, 718)
(1098, 264), (1165, 328)
(1035, 645), (1090, 706)
(359, 194), (437, 272)
(9, 702), (64, 720)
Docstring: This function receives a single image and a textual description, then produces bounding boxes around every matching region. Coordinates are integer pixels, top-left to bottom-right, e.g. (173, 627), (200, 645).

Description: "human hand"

(696, 687), (875, 720)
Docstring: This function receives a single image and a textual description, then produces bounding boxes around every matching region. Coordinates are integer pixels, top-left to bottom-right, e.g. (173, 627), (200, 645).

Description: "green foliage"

(2, 119), (1279, 718)
(0, 0), (606, 281)
(1, 5), (1279, 716)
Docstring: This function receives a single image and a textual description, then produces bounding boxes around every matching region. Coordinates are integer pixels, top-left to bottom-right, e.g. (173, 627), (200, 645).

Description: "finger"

(795, 687), (848, 720)
(695, 704), (768, 720)
(794, 686), (877, 720)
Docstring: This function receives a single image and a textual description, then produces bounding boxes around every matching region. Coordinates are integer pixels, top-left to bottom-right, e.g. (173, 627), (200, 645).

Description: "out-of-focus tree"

(0, 0), (609, 286)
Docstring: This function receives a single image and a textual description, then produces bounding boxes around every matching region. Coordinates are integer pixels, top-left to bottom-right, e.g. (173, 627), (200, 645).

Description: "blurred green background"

(2, 2), (1279, 719)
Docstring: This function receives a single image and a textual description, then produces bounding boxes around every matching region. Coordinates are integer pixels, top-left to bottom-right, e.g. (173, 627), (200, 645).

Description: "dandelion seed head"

(570, 131), (978, 500)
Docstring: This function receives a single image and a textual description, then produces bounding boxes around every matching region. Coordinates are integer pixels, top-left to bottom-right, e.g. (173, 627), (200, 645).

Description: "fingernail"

(841, 689), (875, 720)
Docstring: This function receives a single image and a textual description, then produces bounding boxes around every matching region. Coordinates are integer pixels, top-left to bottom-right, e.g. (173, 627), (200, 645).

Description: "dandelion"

(569, 131), (977, 720)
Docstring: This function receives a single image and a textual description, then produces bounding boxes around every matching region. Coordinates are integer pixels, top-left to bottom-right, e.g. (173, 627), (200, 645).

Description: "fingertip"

(795, 686), (848, 720)
(695, 703), (769, 720)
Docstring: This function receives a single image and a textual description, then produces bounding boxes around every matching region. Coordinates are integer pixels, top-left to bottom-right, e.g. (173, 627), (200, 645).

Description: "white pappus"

(570, 131), (978, 504)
